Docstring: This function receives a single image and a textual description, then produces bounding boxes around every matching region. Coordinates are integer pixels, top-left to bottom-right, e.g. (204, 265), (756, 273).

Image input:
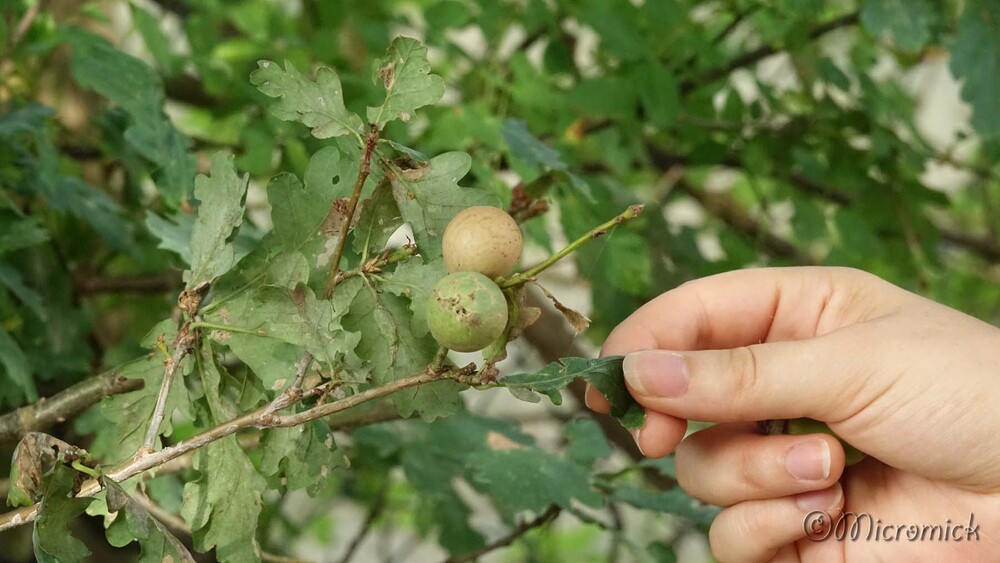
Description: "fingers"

(708, 484), (844, 563)
(675, 424), (845, 506)
(632, 409), (687, 458)
(621, 334), (865, 422)
(601, 266), (905, 359)
(584, 384), (611, 413)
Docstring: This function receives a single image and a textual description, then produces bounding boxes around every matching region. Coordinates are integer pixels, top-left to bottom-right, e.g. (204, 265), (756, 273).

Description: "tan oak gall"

(442, 206), (523, 278)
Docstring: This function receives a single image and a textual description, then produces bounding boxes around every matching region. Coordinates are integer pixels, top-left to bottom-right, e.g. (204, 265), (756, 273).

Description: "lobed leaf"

(950, 0), (1000, 138)
(367, 37), (446, 129)
(102, 477), (196, 562)
(181, 433), (266, 562)
(501, 356), (644, 429)
(389, 152), (499, 259)
(32, 464), (93, 563)
(187, 153), (250, 288)
(259, 419), (344, 496)
(251, 60), (364, 139)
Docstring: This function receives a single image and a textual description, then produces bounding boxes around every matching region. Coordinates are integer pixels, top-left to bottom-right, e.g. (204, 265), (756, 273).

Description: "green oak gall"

(442, 206), (523, 278)
(426, 272), (509, 352)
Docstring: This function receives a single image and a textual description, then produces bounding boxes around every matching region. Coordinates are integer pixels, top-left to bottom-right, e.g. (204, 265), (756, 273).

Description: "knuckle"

(709, 508), (768, 563)
(727, 346), (761, 398)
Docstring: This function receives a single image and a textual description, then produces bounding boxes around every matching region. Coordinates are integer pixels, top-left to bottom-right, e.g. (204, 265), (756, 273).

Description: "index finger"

(600, 266), (903, 358)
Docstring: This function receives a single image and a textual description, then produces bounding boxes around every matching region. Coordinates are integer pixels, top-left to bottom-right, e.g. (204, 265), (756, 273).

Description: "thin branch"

(0, 366), (466, 532)
(681, 11), (860, 93)
(141, 326), (195, 452)
(445, 505), (561, 563)
(338, 486), (388, 563)
(502, 205), (645, 288)
(324, 125), (380, 297)
(674, 176), (816, 264)
(263, 352), (313, 417)
(73, 272), (183, 296)
(4, 0), (42, 55)
(0, 370), (144, 444)
(133, 491), (191, 538)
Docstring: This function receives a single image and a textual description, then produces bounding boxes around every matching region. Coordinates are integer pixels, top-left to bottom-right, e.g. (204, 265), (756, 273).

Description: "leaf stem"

(324, 125), (380, 298)
(501, 204), (644, 288)
(189, 321), (264, 336)
(70, 460), (101, 479)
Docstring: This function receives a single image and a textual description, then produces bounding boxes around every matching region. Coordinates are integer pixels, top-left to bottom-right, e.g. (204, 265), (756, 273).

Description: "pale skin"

(586, 267), (1000, 562)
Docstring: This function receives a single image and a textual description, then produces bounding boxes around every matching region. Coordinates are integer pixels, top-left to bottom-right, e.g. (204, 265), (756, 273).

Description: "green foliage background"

(1, 0), (999, 561)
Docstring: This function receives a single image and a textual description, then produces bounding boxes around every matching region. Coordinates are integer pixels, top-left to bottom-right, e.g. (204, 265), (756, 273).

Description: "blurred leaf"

(612, 485), (719, 526)
(187, 153), (249, 287)
(565, 418), (613, 468)
(145, 212), (194, 264)
(0, 329), (36, 403)
(469, 447), (601, 516)
(67, 28), (195, 204)
(501, 119), (566, 170)
(0, 217), (48, 255)
(637, 63), (680, 128)
(0, 262), (45, 320)
(603, 232), (653, 296)
(251, 60), (365, 139)
(861, 0), (934, 52)
(950, 0), (1000, 138)
(131, 4), (180, 75)
(367, 37), (445, 129)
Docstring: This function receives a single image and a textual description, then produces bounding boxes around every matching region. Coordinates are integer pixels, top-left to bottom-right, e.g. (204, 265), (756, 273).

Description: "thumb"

(623, 335), (863, 423)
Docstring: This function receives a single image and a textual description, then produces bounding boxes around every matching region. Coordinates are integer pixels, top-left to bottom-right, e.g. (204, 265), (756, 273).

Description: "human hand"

(587, 267), (1000, 561)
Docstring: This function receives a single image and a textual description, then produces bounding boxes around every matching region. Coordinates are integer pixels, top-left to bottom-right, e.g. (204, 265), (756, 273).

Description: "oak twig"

(445, 505), (561, 563)
(338, 485), (388, 563)
(681, 11), (860, 93)
(0, 370), (144, 444)
(325, 125), (381, 297)
(502, 205), (644, 288)
(140, 326), (196, 453)
(0, 366), (466, 532)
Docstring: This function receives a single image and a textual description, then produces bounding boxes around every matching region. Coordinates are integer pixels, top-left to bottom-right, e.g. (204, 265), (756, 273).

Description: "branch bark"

(0, 370), (143, 444)
(73, 272), (183, 296)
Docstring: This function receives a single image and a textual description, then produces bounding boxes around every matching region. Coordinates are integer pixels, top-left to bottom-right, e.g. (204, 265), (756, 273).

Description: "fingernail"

(796, 484), (842, 511)
(584, 384), (594, 409)
(623, 351), (689, 397)
(785, 440), (831, 481)
(631, 426), (645, 456)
